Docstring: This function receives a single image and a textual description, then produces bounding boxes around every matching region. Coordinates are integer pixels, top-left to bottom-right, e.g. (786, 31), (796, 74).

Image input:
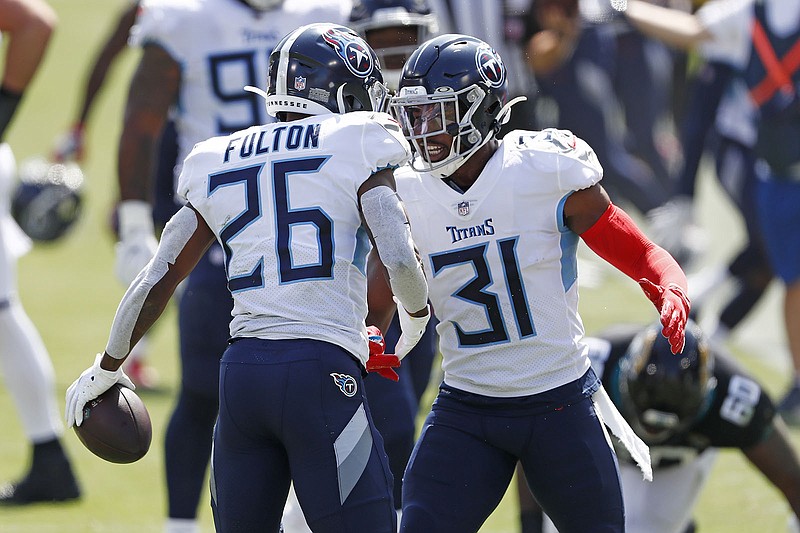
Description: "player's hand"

(52, 124), (86, 162)
(114, 200), (158, 285)
(393, 297), (431, 360)
(365, 326), (401, 381)
(638, 279), (691, 354)
(66, 353), (135, 427)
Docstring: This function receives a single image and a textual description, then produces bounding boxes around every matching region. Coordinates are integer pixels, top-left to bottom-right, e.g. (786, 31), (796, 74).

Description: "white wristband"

(118, 200), (154, 239)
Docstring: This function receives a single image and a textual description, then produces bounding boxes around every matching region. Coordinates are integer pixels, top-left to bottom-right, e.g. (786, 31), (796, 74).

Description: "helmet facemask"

(391, 84), (491, 177)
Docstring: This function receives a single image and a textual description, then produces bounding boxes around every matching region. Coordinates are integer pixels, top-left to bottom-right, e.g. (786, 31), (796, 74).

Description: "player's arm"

(118, 42), (178, 201)
(359, 168), (429, 359)
(568, 184), (690, 353)
(366, 246), (396, 334)
(0, 0), (57, 140)
(53, 2), (139, 161)
(742, 418), (800, 520)
(66, 205), (214, 427)
(622, 0), (711, 51)
(114, 42), (180, 284)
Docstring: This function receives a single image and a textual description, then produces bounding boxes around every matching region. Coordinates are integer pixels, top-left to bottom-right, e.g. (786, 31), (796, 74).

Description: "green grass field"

(0, 1), (797, 531)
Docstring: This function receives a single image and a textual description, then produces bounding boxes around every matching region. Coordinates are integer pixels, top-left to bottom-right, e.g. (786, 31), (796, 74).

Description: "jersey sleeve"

(358, 112), (412, 175)
(176, 140), (210, 208)
(517, 128), (604, 193)
(129, 0), (198, 60)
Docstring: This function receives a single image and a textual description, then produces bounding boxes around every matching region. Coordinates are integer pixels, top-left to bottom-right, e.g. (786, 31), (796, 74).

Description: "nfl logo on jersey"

(294, 76), (306, 91)
(458, 201), (470, 216)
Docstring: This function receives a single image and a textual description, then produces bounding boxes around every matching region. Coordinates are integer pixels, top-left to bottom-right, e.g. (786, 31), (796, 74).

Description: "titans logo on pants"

(331, 373), (358, 397)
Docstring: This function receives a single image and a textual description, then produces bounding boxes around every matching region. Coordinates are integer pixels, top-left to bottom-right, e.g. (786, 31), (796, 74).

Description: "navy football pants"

(400, 371), (624, 533)
(211, 338), (396, 533)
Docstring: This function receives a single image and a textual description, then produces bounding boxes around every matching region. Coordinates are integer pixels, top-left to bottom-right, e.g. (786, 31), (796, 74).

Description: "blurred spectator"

(0, 0), (81, 505)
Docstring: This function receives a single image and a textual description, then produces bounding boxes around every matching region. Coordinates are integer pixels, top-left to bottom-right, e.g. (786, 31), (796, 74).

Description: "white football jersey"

(178, 112), (411, 362)
(131, 0), (351, 178)
(396, 128), (603, 397)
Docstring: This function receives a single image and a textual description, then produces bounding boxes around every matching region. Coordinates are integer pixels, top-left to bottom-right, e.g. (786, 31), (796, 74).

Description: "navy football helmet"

(258, 23), (388, 119)
(11, 158), (83, 242)
(389, 34), (520, 177)
(348, 0), (439, 90)
(618, 319), (716, 444)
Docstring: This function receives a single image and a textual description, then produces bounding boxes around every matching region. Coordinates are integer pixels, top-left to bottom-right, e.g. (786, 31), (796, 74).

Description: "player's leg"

(164, 249), (231, 532)
(0, 143), (79, 504)
(400, 387), (518, 533)
(620, 450), (717, 533)
(363, 365), (416, 513)
(287, 343), (396, 533)
(756, 178), (800, 424)
(214, 338), (396, 533)
(519, 381), (623, 532)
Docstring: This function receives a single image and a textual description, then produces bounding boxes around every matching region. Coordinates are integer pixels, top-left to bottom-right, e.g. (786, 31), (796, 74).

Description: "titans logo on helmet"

(475, 45), (505, 88)
(322, 28), (374, 78)
(330, 373), (358, 397)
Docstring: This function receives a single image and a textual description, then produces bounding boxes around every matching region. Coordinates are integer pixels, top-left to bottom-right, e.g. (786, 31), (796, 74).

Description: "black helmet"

(262, 23), (388, 119)
(389, 34), (515, 177)
(619, 319), (716, 444)
(11, 158), (83, 242)
(348, 0), (438, 90)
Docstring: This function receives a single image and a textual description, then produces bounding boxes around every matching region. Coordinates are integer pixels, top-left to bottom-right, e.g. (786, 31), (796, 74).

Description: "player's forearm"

(117, 123), (159, 201)
(361, 186), (429, 314)
(105, 207), (204, 359)
(581, 203), (687, 292)
(623, 0), (710, 51)
(78, 4), (138, 125)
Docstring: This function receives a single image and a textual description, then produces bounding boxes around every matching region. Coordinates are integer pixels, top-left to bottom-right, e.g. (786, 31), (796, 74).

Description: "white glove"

(114, 200), (158, 285)
(66, 353), (135, 427)
(393, 296), (430, 360)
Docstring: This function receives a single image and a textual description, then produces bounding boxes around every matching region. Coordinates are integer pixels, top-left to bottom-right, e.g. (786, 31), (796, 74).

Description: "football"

(73, 384), (152, 464)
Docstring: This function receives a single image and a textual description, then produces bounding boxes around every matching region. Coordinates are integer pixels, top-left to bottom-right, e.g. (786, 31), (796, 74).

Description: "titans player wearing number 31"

(66, 23), (430, 533)
(367, 34), (692, 532)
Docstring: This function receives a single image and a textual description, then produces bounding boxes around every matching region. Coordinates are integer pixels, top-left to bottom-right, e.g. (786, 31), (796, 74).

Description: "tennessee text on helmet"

(11, 158), (83, 242)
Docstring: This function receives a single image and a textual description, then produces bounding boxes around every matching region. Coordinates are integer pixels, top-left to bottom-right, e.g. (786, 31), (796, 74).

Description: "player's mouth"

(424, 142), (448, 162)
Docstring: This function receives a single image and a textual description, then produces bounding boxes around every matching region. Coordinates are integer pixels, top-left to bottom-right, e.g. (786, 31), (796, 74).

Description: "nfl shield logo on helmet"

(458, 201), (470, 216)
(294, 76), (306, 91)
(330, 373), (357, 397)
(475, 45), (505, 88)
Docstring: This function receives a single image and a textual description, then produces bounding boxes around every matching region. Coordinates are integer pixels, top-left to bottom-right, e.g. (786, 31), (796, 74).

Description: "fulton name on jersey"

(223, 123), (320, 163)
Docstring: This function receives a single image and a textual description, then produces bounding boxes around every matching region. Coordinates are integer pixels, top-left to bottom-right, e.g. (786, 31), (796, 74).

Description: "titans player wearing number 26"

(113, 1), (351, 532)
(367, 34), (692, 532)
(66, 23), (430, 533)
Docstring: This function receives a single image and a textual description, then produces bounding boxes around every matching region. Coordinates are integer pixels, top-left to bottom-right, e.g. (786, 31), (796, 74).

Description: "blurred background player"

(50, 0), (161, 390)
(517, 319), (800, 533)
(66, 22), (430, 533)
(0, 0), (81, 504)
(105, 1), (352, 532)
(622, 0), (800, 440)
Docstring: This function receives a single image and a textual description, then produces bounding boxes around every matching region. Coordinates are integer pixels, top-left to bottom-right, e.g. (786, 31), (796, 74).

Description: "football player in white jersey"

(366, 34), (692, 532)
(0, 0), (81, 505)
(66, 23), (430, 533)
(108, 1), (355, 532)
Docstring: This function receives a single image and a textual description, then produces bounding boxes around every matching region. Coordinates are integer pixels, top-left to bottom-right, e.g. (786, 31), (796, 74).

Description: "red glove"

(638, 279), (691, 354)
(365, 326), (400, 382)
